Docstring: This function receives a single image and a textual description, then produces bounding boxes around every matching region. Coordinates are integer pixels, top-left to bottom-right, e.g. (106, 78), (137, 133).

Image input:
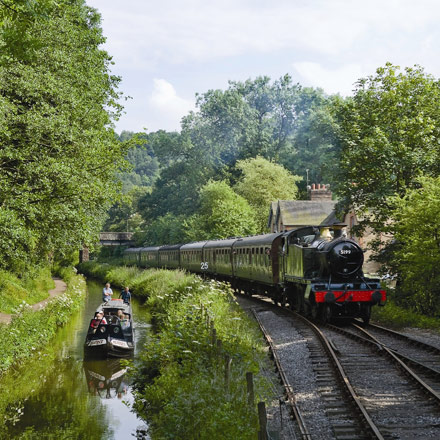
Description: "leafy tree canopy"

(139, 76), (335, 232)
(389, 176), (440, 315)
(0, 0), (131, 271)
(333, 63), (440, 233)
(186, 181), (257, 241)
(234, 156), (301, 232)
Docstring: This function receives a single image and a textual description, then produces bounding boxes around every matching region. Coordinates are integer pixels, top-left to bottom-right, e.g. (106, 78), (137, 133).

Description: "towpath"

(0, 278), (67, 325)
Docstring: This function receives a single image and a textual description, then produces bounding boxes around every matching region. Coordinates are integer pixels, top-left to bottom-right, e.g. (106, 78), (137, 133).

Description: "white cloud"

(89, 0), (440, 68)
(87, 0), (440, 132)
(293, 62), (366, 96)
(147, 79), (195, 131)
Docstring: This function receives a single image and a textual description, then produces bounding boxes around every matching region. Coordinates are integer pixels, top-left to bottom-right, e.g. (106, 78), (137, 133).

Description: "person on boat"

(90, 311), (107, 332)
(102, 283), (113, 302)
(119, 286), (131, 304)
(117, 309), (130, 329)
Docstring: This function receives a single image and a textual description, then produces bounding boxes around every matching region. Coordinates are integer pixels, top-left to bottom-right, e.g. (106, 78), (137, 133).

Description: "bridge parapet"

(99, 232), (135, 246)
(100, 232), (134, 242)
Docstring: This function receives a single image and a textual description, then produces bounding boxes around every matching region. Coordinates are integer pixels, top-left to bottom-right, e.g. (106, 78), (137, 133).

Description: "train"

(123, 224), (386, 324)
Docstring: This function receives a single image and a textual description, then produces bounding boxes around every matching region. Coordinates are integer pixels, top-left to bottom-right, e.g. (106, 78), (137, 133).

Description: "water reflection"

(84, 359), (130, 400)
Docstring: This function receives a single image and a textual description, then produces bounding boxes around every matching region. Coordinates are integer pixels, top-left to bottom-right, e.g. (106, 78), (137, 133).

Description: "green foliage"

(137, 76), (337, 238)
(117, 132), (159, 191)
(0, 271), (86, 375)
(135, 278), (269, 439)
(234, 156), (301, 232)
(187, 180), (258, 241)
(372, 296), (440, 330)
(139, 159), (215, 220)
(0, 267), (54, 313)
(333, 63), (440, 234)
(142, 213), (189, 245)
(0, 0), (130, 272)
(386, 176), (440, 315)
(103, 186), (150, 233)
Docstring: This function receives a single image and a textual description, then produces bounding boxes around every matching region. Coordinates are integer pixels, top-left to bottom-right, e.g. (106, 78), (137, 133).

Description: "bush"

(372, 296), (440, 330)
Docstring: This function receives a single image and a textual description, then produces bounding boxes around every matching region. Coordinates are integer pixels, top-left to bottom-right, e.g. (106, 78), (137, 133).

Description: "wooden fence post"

(216, 339), (222, 354)
(257, 402), (268, 440)
(224, 354), (232, 390)
(246, 372), (254, 407)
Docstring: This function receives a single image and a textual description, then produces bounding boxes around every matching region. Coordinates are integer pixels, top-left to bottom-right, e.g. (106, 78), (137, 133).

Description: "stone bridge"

(79, 232), (135, 263)
(99, 232), (135, 246)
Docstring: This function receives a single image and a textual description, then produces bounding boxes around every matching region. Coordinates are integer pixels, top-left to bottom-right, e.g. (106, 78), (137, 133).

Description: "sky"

(87, 0), (440, 134)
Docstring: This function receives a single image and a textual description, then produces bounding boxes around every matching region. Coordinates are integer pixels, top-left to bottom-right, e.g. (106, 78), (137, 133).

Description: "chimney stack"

(308, 183), (332, 201)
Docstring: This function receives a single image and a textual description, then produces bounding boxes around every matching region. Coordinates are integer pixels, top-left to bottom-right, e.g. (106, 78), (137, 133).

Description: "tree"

(103, 186), (150, 233)
(182, 75), (334, 172)
(333, 63), (440, 234)
(186, 181), (257, 241)
(139, 76), (336, 230)
(142, 213), (189, 245)
(390, 176), (440, 315)
(0, 1), (130, 271)
(234, 157), (301, 232)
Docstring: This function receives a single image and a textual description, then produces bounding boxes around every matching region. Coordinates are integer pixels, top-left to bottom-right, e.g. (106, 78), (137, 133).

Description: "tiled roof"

(276, 200), (337, 227)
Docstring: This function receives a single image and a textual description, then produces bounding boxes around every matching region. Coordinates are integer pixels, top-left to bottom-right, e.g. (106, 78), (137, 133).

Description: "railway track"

(240, 295), (384, 440)
(320, 322), (440, 439)
(240, 293), (440, 439)
(348, 322), (440, 396)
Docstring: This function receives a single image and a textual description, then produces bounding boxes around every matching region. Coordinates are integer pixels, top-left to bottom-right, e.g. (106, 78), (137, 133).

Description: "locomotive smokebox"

(318, 239), (364, 278)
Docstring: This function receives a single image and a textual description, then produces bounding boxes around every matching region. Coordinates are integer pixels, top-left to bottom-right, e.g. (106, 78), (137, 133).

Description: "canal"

(1, 280), (150, 439)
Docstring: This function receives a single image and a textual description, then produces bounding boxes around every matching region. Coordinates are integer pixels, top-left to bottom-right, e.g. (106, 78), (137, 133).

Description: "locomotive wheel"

(360, 305), (371, 326)
(320, 304), (332, 324)
(292, 294), (304, 313)
(310, 303), (319, 320)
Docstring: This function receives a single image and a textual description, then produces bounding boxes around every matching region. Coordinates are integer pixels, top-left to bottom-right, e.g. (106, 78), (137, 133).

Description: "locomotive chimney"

(309, 183), (332, 201)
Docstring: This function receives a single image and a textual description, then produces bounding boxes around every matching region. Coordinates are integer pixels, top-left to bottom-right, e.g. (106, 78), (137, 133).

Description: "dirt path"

(0, 278), (68, 325)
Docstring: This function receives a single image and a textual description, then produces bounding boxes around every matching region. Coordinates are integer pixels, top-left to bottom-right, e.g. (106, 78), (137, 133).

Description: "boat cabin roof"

(99, 299), (131, 315)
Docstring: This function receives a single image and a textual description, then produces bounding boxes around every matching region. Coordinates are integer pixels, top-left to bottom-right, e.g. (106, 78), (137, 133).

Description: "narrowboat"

(84, 299), (134, 358)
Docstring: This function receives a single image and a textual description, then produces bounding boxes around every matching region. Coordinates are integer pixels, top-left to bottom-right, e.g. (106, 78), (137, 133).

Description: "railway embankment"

(0, 268), (86, 376)
(78, 261), (282, 439)
(372, 296), (440, 331)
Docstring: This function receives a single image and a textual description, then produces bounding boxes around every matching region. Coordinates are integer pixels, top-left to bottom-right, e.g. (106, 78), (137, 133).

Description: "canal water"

(1, 280), (150, 439)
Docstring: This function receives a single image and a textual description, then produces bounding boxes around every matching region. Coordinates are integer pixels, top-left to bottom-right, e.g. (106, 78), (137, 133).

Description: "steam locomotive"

(123, 225), (386, 323)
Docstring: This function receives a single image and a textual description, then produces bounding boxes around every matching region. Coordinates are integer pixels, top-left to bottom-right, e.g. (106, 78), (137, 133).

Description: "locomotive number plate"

(339, 249), (352, 255)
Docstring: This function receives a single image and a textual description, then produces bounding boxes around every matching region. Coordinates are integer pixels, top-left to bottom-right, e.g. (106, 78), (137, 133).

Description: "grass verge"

(78, 261), (273, 439)
(0, 267), (54, 314)
(0, 269), (86, 376)
(372, 298), (440, 330)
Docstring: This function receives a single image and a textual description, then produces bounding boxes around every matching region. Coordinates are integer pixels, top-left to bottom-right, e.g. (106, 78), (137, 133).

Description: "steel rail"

(364, 322), (440, 355)
(251, 307), (312, 440)
(287, 311), (385, 440)
(241, 293), (385, 438)
(325, 322), (440, 404)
